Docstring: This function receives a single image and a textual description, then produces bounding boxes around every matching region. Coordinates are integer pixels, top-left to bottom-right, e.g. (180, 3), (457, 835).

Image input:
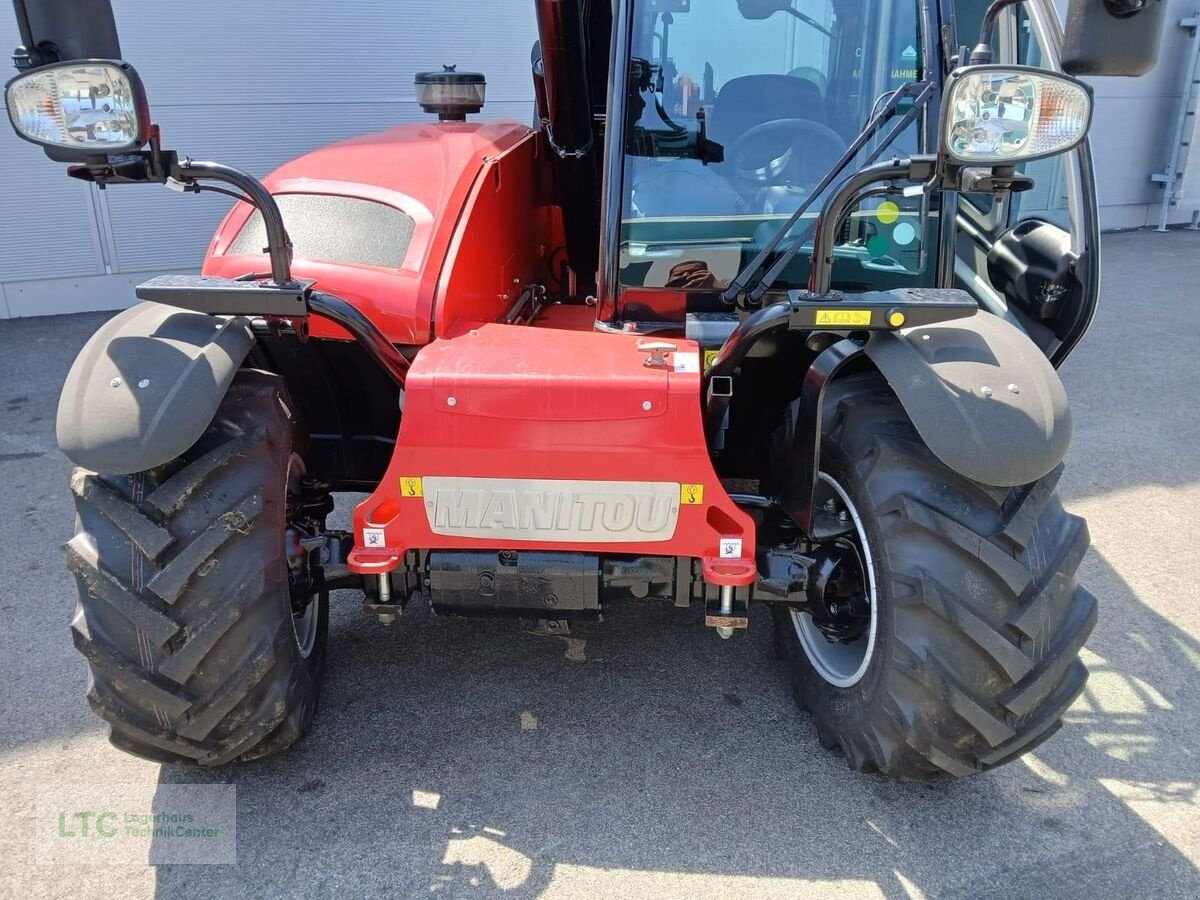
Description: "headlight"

(5, 61), (149, 153)
(942, 66), (1092, 165)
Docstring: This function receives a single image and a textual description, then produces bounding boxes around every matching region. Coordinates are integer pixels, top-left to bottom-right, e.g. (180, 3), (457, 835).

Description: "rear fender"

(863, 311), (1071, 487)
(56, 302), (255, 474)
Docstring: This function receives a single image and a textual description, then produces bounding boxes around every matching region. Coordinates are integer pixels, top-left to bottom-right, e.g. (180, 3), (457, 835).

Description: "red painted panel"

(349, 324), (756, 585)
(433, 133), (562, 336)
(201, 120), (537, 344)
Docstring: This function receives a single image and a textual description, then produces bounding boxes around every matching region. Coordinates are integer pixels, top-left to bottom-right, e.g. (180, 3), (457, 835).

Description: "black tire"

(772, 374), (1096, 780)
(66, 370), (329, 765)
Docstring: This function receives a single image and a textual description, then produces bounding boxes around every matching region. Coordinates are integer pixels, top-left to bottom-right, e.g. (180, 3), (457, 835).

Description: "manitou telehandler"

(5, 0), (1165, 777)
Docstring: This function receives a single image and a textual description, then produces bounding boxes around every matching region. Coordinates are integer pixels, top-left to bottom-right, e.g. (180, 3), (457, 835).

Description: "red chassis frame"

(348, 322), (756, 587)
(202, 121), (756, 589)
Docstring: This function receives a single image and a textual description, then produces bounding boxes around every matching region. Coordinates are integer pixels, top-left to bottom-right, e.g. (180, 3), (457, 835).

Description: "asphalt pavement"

(1, 229), (1198, 899)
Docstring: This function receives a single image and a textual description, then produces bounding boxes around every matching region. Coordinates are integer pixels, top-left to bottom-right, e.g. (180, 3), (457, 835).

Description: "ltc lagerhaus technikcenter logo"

(36, 783), (236, 865)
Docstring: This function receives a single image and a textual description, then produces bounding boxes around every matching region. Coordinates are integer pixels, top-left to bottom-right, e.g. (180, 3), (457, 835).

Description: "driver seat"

(709, 74), (827, 147)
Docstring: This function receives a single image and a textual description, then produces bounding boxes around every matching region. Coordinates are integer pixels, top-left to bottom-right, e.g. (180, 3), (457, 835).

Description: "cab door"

(950, 0), (1100, 365)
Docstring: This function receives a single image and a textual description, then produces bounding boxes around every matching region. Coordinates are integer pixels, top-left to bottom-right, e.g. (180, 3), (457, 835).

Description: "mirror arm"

(948, 163), (1035, 194)
(172, 158), (295, 286)
(970, 0), (1026, 64)
(808, 157), (937, 294)
(64, 131), (295, 287)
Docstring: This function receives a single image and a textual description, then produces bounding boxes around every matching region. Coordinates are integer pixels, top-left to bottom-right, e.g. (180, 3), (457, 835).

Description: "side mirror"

(940, 65), (1093, 166)
(1062, 0), (1167, 76)
(5, 60), (151, 156)
(987, 219), (1080, 322)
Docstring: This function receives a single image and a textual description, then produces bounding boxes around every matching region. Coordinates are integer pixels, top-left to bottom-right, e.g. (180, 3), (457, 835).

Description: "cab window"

(617, 0), (928, 295)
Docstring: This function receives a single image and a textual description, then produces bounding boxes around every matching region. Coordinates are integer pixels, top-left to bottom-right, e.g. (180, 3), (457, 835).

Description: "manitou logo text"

(423, 477), (680, 542)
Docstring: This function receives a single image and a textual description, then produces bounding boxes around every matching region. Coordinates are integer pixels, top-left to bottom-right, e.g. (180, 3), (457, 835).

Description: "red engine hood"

(201, 120), (534, 344)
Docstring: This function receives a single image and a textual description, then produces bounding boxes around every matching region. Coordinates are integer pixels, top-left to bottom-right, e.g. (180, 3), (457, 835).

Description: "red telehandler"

(5, 0), (1165, 777)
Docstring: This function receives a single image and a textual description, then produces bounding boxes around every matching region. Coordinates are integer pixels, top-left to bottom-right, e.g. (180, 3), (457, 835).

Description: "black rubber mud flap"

(864, 312), (1071, 487)
(56, 302), (254, 474)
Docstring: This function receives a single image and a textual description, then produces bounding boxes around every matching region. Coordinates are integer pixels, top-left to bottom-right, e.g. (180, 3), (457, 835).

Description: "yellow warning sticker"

(815, 309), (872, 327)
(399, 476), (423, 498)
(704, 350), (719, 370)
(681, 483), (705, 505)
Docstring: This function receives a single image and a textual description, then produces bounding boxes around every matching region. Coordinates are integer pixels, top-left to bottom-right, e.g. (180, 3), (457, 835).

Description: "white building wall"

(1057, 0), (1200, 230)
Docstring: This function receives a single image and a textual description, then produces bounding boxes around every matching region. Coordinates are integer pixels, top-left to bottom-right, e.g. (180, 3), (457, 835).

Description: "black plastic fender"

(56, 302), (255, 474)
(863, 312), (1071, 487)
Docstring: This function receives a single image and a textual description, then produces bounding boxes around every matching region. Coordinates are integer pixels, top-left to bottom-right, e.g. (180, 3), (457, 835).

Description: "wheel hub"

(805, 539), (871, 643)
(789, 472), (879, 688)
(284, 455), (331, 658)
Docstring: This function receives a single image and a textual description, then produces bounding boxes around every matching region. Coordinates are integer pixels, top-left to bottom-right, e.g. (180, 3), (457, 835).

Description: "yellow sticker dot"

(877, 200), (900, 225)
(888, 311), (906, 328)
(704, 350), (719, 370)
(681, 484), (705, 505)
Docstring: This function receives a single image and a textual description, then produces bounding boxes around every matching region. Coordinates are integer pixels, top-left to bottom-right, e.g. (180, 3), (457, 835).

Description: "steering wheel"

(726, 118), (847, 192)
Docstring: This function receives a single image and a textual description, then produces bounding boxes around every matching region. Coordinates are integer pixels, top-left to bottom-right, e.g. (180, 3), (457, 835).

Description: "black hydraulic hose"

(193, 183), (255, 206)
(729, 493), (777, 510)
(701, 300), (793, 444)
(308, 291), (410, 389)
(175, 159), (294, 286)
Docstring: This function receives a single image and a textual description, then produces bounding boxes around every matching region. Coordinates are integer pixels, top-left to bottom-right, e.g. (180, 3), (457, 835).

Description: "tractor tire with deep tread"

(66, 369), (328, 766)
(772, 373), (1096, 780)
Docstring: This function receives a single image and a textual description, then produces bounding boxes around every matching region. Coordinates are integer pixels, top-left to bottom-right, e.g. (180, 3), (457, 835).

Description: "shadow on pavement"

(150, 540), (1200, 899)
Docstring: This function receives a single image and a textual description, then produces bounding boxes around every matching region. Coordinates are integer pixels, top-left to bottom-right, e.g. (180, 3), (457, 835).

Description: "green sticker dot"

(867, 235), (890, 259)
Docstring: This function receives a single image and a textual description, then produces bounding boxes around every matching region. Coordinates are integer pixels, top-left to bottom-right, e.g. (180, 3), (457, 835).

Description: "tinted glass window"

(618, 0), (928, 292)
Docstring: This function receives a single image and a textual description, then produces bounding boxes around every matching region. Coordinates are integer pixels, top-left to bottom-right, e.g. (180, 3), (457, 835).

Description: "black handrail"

(175, 159), (295, 286)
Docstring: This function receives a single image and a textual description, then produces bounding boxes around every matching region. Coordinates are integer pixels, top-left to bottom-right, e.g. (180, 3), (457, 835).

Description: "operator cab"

(615, 0), (928, 308)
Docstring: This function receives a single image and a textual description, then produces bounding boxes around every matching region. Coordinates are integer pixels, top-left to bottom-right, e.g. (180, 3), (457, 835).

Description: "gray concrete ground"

(1, 229), (1198, 899)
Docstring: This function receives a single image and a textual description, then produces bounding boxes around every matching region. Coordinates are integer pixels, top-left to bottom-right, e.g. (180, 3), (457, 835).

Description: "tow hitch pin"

(377, 574), (397, 626)
(716, 585), (735, 640)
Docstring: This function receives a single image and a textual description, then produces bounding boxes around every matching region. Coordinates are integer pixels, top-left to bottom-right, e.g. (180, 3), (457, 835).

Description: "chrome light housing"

(942, 65), (1093, 165)
(5, 60), (150, 153)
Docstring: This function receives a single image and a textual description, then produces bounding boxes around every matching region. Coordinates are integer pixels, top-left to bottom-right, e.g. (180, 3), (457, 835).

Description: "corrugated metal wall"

(1064, 0), (1200, 229)
(0, 0), (538, 317)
